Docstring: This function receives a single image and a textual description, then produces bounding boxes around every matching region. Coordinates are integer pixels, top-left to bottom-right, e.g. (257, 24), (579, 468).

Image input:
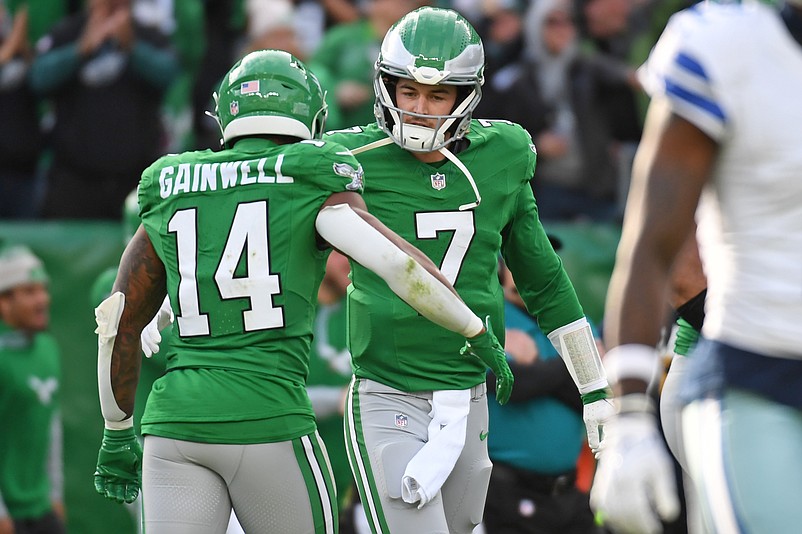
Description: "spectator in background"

(0, 245), (65, 534)
(242, 0), (304, 59)
(0, 3), (44, 219)
(239, 2), (351, 132)
(474, 0), (525, 79)
(188, 0), (245, 150)
(478, 0), (632, 222)
(30, 0), (178, 219)
(483, 253), (604, 534)
(578, 0), (642, 142)
(310, 0), (428, 131)
(577, 0), (645, 215)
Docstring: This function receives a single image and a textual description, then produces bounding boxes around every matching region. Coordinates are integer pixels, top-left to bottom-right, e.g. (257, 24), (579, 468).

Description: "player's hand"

(140, 298), (173, 358)
(461, 316), (514, 404)
(590, 396), (680, 534)
(94, 427), (142, 504)
(580, 389), (615, 454)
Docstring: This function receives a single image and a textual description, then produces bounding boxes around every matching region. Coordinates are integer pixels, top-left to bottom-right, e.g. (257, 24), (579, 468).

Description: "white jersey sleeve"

(638, 3), (757, 141)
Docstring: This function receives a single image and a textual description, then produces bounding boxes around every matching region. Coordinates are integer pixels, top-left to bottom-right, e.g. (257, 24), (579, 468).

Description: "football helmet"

(374, 7), (485, 152)
(214, 49), (327, 146)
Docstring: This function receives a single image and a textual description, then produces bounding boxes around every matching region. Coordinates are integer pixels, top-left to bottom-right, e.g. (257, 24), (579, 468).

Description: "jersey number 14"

(168, 201), (284, 336)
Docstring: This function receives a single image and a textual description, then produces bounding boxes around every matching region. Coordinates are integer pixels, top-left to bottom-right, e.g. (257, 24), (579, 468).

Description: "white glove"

(583, 397), (615, 454)
(140, 297), (173, 358)
(590, 395), (680, 534)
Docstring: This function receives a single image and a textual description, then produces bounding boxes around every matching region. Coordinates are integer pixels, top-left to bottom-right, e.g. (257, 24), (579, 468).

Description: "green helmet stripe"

(395, 8), (481, 70)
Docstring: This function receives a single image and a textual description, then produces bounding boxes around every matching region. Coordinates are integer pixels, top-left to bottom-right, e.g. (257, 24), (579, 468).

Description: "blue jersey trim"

(665, 79), (726, 122)
(675, 52), (709, 80)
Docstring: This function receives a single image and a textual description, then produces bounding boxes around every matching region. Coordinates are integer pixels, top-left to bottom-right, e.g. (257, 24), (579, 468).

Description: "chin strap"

(439, 146), (481, 210)
(351, 136), (394, 155)
(351, 136), (481, 211)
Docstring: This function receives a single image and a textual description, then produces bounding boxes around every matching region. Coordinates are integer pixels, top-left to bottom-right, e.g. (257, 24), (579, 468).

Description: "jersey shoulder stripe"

(638, 2), (778, 141)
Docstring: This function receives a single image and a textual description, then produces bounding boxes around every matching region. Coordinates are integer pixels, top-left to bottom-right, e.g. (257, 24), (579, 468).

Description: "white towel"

(401, 389), (471, 508)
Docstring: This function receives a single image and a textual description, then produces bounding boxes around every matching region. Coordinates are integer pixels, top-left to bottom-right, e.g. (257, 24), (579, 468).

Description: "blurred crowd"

(0, 0), (692, 221)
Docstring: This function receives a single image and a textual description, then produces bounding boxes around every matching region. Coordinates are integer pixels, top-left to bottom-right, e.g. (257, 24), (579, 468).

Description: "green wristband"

(580, 388), (609, 405)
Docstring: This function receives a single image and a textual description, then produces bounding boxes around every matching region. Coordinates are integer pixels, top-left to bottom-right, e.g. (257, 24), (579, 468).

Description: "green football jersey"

(325, 121), (585, 392)
(136, 137), (364, 443)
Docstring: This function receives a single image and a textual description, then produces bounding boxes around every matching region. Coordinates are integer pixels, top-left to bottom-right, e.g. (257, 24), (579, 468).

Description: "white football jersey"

(640, 2), (802, 358)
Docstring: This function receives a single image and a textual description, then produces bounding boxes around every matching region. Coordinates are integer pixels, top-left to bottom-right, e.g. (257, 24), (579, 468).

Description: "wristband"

(103, 425), (137, 440)
(580, 388), (609, 405)
(616, 393), (656, 414)
(603, 344), (661, 385)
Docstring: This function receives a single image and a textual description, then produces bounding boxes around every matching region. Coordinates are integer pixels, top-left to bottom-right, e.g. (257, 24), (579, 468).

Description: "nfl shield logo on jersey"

(431, 173), (446, 190)
(230, 101), (239, 116)
(395, 413), (409, 428)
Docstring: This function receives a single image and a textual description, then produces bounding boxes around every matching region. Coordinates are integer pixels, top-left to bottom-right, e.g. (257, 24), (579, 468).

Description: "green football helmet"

(214, 49), (328, 146)
(374, 7), (485, 152)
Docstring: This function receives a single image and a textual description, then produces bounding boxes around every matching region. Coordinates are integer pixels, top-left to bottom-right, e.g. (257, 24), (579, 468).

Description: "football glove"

(460, 316), (514, 405)
(140, 297), (173, 358)
(580, 388), (615, 454)
(590, 394), (680, 534)
(94, 427), (143, 504)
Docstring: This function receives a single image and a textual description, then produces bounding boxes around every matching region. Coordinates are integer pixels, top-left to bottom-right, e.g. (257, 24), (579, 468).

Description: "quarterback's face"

(0, 283), (51, 334)
(395, 80), (458, 128)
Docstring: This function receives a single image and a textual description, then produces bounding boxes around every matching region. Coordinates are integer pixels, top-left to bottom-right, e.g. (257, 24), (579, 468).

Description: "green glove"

(460, 316), (514, 405)
(94, 427), (143, 504)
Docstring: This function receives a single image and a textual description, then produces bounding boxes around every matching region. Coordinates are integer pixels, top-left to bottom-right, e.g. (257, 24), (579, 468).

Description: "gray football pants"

(142, 432), (337, 534)
(344, 378), (492, 534)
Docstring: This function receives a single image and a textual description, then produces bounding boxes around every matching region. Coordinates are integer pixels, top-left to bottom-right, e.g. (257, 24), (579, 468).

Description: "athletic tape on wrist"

(95, 292), (130, 424)
(547, 317), (608, 394)
(104, 418), (134, 431)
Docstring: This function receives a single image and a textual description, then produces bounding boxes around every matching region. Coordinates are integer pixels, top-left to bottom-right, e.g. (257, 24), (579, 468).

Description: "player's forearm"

(316, 204), (483, 337)
(98, 227), (166, 424)
(354, 206), (461, 300)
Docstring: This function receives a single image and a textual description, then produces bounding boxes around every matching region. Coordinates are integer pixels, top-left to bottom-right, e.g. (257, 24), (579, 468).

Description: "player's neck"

(410, 150), (447, 164)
